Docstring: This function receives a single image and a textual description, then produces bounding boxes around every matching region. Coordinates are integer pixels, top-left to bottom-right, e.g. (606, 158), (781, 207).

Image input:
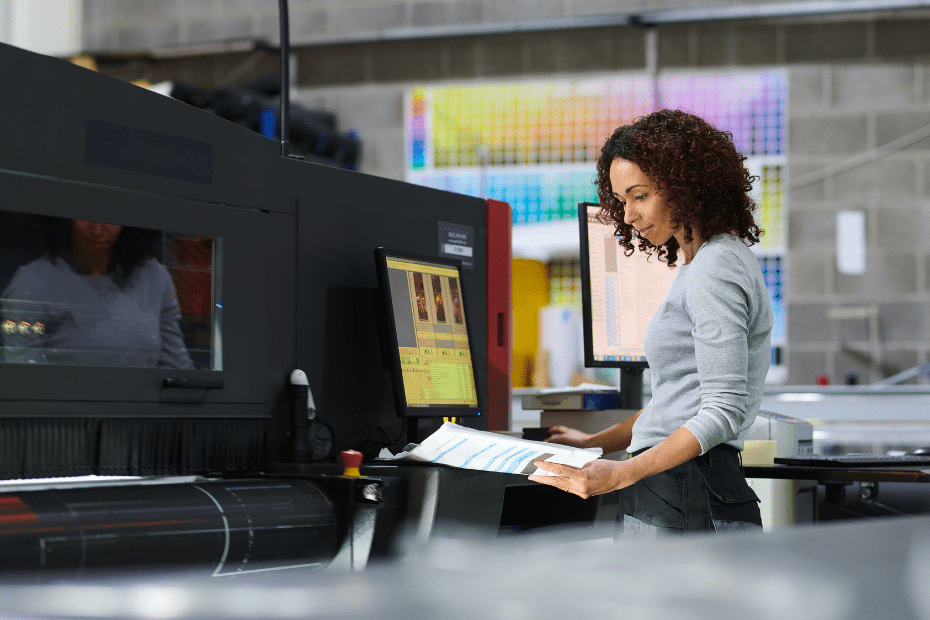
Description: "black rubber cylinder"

(0, 478), (339, 578)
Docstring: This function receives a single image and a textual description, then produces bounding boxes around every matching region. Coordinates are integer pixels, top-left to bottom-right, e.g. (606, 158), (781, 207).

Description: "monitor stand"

(407, 418), (419, 446)
(618, 368), (644, 411)
(375, 418), (436, 457)
(403, 417), (438, 447)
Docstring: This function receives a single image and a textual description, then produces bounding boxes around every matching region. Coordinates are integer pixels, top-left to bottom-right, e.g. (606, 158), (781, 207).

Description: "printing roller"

(0, 478), (340, 578)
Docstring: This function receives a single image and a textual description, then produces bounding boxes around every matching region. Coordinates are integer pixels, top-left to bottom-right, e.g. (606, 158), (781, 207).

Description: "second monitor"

(579, 202), (678, 409)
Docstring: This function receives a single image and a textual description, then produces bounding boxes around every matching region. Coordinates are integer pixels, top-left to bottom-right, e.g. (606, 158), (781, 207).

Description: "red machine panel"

(486, 199), (512, 431)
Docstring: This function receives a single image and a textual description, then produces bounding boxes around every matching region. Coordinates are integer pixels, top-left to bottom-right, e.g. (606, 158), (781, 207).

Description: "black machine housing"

(0, 45), (615, 579)
(0, 42), (491, 479)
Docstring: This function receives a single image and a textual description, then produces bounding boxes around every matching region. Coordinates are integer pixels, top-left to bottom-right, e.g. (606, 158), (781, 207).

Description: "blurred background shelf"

(512, 220), (580, 262)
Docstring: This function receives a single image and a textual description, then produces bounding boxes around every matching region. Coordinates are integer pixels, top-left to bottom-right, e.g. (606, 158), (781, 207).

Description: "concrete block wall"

(787, 62), (930, 385)
(79, 2), (930, 385)
(82, 0), (817, 51)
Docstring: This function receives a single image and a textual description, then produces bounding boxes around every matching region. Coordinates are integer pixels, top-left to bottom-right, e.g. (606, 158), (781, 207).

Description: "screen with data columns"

(380, 252), (479, 414)
(580, 203), (678, 367)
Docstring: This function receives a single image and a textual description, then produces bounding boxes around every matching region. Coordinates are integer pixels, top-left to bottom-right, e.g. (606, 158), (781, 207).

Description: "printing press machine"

(0, 40), (539, 578)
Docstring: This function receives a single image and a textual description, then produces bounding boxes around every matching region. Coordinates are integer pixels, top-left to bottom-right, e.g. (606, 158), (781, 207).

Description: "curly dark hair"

(595, 109), (761, 267)
(40, 216), (161, 284)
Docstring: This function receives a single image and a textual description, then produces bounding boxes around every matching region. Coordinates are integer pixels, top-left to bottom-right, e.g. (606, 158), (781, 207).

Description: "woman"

(530, 110), (772, 534)
(1, 217), (193, 369)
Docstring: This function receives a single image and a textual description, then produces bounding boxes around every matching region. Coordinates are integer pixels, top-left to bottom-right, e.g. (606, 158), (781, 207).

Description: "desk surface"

(744, 464), (930, 483)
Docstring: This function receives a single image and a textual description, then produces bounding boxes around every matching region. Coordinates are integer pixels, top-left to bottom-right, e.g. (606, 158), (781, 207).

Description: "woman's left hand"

(529, 459), (631, 499)
(531, 429), (703, 499)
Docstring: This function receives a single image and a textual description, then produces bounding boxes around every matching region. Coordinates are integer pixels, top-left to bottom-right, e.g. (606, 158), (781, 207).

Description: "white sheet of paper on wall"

(836, 210), (866, 275)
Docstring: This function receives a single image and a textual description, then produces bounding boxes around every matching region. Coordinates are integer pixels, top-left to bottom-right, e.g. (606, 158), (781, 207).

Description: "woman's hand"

(532, 427), (703, 499)
(545, 425), (592, 449)
(528, 459), (632, 499)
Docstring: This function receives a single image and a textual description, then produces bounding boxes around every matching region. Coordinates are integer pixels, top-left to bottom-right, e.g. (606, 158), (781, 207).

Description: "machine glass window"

(0, 210), (223, 370)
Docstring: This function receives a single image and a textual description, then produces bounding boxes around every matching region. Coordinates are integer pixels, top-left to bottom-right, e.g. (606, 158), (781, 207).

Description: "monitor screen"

(374, 248), (480, 419)
(579, 202), (678, 369)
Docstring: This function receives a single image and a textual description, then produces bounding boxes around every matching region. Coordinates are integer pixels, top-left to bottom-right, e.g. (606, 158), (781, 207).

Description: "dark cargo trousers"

(618, 443), (763, 536)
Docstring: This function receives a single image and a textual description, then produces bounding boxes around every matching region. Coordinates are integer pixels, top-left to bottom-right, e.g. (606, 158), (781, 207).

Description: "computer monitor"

(578, 202), (678, 409)
(374, 248), (481, 436)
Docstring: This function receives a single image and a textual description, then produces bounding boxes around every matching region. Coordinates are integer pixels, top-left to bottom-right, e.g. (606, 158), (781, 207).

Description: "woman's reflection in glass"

(1, 217), (193, 369)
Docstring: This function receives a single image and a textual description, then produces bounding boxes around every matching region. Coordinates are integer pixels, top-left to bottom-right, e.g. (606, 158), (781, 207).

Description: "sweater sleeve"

(681, 253), (753, 453)
(154, 262), (194, 370)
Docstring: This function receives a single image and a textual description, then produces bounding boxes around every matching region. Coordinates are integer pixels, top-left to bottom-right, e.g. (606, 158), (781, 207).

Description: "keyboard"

(774, 453), (930, 467)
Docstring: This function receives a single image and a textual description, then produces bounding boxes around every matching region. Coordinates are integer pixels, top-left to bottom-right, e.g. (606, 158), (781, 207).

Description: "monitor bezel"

(578, 201), (650, 370)
(374, 247), (482, 420)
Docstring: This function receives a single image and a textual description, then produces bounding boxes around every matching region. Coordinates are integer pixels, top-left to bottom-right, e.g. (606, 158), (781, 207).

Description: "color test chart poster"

(405, 70), (787, 354)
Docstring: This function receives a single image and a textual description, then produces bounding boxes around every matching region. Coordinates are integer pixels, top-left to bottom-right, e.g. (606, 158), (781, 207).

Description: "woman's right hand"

(545, 426), (593, 449)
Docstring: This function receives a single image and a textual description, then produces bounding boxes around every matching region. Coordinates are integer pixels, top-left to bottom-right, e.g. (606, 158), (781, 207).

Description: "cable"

(278, 0), (291, 158)
(837, 506), (876, 520)
(361, 421), (408, 457)
(788, 121), (930, 190)
(864, 499), (918, 518)
(365, 424), (392, 449)
(394, 418), (408, 446)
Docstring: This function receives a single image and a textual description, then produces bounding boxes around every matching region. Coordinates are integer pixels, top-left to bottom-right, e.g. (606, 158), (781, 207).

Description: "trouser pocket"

(702, 472), (763, 532)
(618, 468), (685, 535)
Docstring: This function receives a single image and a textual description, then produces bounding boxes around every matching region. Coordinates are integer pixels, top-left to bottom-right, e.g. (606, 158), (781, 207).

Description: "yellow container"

(511, 259), (550, 387)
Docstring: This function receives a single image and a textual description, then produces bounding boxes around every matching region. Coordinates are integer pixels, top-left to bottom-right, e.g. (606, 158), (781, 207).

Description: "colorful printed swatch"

(405, 70), (788, 362)
(409, 166), (598, 225)
(549, 259), (582, 308)
(408, 71), (785, 171)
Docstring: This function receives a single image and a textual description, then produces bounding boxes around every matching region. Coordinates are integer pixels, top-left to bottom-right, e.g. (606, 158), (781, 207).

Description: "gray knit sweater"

(628, 234), (773, 454)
